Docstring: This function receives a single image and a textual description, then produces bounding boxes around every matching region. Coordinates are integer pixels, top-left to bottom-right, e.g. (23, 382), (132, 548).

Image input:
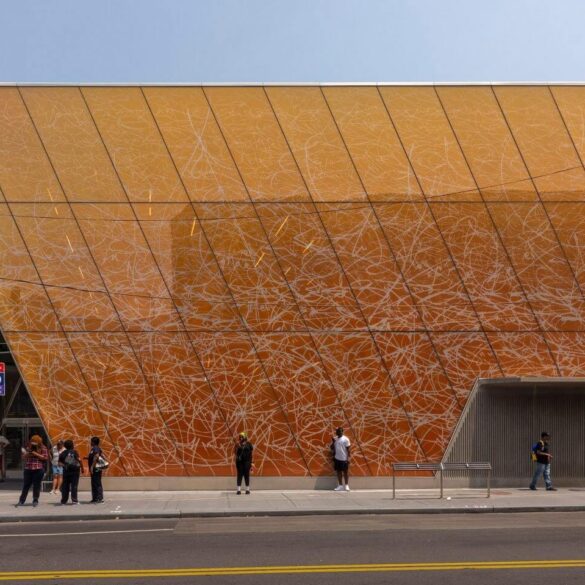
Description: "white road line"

(0, 528), (174, 538)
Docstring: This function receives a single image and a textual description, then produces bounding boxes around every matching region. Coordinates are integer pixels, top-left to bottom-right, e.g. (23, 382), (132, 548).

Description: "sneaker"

(72, 501), (80, 505)
(546, 487), (558, 491)
(529, 486), (537, 491)
(245, 489), (251, 495)
(334, 485), (345, 491)
(236, 489), (241, 495)
(14, 502), (22, 508)
(32, 501), (38, 507)
(344, 485), (351, 492)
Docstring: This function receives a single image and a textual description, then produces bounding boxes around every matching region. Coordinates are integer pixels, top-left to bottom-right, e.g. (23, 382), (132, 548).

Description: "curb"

(1, 505), (585, 523)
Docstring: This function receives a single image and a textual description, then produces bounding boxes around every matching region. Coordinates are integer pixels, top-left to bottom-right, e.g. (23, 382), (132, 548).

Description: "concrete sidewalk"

(2, 485), (585, 522)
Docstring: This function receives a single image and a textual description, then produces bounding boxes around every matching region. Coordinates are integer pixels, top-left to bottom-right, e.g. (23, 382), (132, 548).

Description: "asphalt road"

(0, 513), (584, 584)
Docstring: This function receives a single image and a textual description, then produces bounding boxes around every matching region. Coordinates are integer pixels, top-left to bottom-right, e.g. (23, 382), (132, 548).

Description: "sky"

(0, 0), (583, 83)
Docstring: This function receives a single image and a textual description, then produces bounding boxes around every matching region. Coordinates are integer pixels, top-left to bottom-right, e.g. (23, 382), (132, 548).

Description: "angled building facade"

(1, 84), (585, 478)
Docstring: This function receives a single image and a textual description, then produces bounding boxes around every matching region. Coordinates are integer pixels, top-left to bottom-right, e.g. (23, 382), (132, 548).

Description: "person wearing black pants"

(235, 432), (253, 495)
(88, 436), (105, 503)
(16, 435), (49, 508)
(59, 440), (84, 505)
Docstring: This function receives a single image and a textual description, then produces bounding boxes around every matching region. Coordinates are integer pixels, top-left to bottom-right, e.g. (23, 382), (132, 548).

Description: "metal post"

(487, 468), (491, 498)
(392, 472), (396, 499)
(439, 463), (444, 499)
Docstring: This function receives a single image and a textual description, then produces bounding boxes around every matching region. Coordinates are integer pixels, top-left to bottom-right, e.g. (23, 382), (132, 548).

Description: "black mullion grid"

(432, 87), (560, 376)
(139, 88), (314, 475)
(321, 87), (471, 407)
(264, 87), (429, 466)
(77, 86), (239, 471)
(375, 86), (508, 390)
(17, 88), (192, 473)
(491, 86), (585, 362)
(200, 86), (372, 474)
(0, 182), (128, 473)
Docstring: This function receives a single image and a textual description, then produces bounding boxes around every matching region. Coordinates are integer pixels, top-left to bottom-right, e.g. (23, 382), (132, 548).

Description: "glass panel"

(3, 332), (124, 473)
(189, 332), (308, 475)
(143, 88), (248, 202)
(546, 332), (585, 377)
(494, 87), (580, 178)
(317, 202), (422, 331)
(252, 333), (369, 476)
(81, 88), (188, 203)
(266, 87), (366, 202)
(205, 88), (308, 201)
(0, 88), (65, 202)
(315, 333), (425, 473)
(194, 203), (305, 331)
(0, 281), (58, 332)
(47, 288), (122, 332)
(431, 202), (538, 331)
(374, 203), (480, 331)
(379, 87), (478, 200)
(551, 86), (585, 165)
(129, 332), (234, 476)
(20, 87), (126, 203)
(67, 332), (186, 476)
(0, 203), (40, 282)
(374, 333), (461, 461)
(436, 86), (536, 201)
(430, 333), (502, 404)
(546, 202), (585, 291)
(255, 202), (366, 330)
(486, 333), (557, 377)
(323, 87), (422, 201)
(133, 203), (241, 331)
(489, 202), (585, 331)
(11, 203), (105, 291)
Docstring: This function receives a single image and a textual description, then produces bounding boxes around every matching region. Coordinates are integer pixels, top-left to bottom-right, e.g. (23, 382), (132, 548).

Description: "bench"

(392, 462), (492, 499)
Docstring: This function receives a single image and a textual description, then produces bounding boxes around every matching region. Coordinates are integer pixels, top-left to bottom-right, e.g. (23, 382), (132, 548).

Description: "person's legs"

(530, 463), (544, 489)
(91, 470), (103, 502)
(61, 472), (71, 504)
(19, 469), (33, 504)
(31, 469), (43, 503)
(343, 467), (349, 486)
(70, 472), (80, 503)
(544, 464), (553, 489)
(56, 473), (63, 492)
(243, 463), (251, 493)
(236, 463), (243, 493)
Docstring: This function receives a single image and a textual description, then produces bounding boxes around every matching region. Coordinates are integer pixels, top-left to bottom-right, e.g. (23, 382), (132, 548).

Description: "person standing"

(530, 432), (557, 491)
(59, 439), (84, 505)
(15, 435), (48, 507)
(331, 427), (351, 492)
(0, 434), (9, 482)
(235, 432), (253, 495)
(50, 440), (65, 495)
(88, 436), (106, 503)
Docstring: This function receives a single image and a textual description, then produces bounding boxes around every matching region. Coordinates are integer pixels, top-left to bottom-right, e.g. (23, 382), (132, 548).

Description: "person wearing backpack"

(529, 432), (557, 491)
(87, 436), (107, 503)
(58, 439), (84, 505)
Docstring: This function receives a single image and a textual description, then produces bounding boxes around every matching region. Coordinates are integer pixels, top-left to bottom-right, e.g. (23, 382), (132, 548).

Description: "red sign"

(0, 362), (4, 397)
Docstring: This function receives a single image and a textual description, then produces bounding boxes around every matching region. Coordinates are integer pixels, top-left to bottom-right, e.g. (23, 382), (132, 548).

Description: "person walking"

(15, 435), (48, 507)
(50, 440), (65, 494)
(331, 427), (351, 492)
(235, 432), (253, 495)
(0, 434), (9, 482)
(88, 436), (106, 503)
(530, 432), (557, 491)
(59, 439), (84, 505)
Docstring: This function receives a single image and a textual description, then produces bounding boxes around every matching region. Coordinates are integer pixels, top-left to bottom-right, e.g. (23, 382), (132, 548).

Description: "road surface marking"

(1, 560), (585, 580)
(0, 528), (174, 538)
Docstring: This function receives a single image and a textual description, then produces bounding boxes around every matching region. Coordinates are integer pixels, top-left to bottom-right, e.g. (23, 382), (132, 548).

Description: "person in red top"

(16, 434), (49, 507)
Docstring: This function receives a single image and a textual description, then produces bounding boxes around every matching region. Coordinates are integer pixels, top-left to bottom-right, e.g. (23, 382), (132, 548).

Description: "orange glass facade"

(0, 85), (584, 477)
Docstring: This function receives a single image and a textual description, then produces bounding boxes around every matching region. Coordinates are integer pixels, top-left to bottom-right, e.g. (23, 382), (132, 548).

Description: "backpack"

(63, 450), (80, 472)
(531, 441), (543, 463)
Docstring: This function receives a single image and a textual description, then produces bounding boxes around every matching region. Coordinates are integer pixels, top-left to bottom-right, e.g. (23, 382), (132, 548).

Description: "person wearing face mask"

(235, 432), (254, 495)
(15, 435), (49, 508)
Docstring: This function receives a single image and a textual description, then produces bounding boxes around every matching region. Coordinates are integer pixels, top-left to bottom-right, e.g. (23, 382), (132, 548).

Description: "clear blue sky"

(0, 0), (582, 82)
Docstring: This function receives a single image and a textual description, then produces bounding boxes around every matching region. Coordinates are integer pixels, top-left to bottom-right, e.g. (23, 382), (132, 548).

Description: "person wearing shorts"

(331, 427), (351, 492)
(50, 440), (64, 495)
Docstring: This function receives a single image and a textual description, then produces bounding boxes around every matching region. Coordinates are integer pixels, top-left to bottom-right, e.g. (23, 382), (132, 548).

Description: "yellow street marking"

(1, 560), (584, 580)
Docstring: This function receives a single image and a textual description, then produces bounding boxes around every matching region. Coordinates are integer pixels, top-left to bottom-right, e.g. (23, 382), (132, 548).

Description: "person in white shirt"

(0, 435), (9, 482)
(331, 427), (351, 492)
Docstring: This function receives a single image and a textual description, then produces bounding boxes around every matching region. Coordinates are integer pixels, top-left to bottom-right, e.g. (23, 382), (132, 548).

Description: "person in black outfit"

(59, 439), (84, 505)
(235, 432), (253, 495)
(88, 436), (105, 503)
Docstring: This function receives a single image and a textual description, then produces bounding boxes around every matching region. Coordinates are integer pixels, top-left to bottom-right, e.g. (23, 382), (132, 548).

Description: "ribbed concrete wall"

(445, 379), (585, 487)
